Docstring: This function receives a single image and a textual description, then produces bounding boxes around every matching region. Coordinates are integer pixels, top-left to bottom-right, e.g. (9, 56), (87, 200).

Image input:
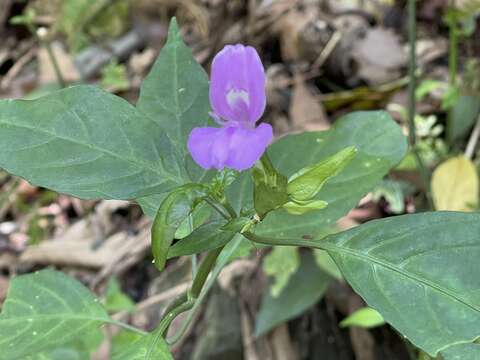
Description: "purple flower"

(187, 45), (273, 171)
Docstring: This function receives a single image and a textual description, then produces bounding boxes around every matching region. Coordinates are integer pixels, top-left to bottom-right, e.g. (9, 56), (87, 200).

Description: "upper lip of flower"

(187, 44), (273, 171)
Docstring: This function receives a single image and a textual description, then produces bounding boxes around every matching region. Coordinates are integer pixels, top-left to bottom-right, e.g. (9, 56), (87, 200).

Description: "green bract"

(287, 146), (357, 201)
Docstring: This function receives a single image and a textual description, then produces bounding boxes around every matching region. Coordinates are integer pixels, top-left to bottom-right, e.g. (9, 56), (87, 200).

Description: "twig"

(0, 47), (37, 90)
(407, 0), (433, 209)
(311, 30), (342, 70)
(37, 28), (66, 88)
(111, 282), (190, 322)
(465, 114), (480, 159)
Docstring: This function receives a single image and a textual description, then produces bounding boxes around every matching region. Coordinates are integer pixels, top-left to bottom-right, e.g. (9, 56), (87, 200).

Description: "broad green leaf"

(151, 185), (207, 270)
(287, 146), (357, 201)
(263, 247), (300, 297)
(104, 278), (135, 313)
(0, 269), (109, 359)
(137, 19), (212, 213)
(0, 85), (186, 200)
(137, 18), (209, 160)
(168, 220), (236, 257)
(340, 307), (385, 328)
(111, 331), (173, 360)
(321, 212), (480, 356)
(255, 111), (407, 238)
(440, 343), (480, 360)
(137, 193), (167, 218)
(255, 251), (330, 336)
(431, 156), (479, 211)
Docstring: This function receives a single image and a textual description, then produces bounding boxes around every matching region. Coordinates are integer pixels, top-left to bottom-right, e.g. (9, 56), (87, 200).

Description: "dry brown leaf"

(20, 200), (133, 268)
(289, 75), (330, 132)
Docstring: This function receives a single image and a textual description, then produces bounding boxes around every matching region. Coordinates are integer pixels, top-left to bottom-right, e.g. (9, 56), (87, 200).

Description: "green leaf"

(255, 111), (407, 238)
(137, 18), (210, 160)
(440, 343), (480, 360)
(321, 212), (480, 356)
(136, 18), (212, 214)
(104, 278), (135, 313)
(287, 146), (357, 201)
(263, 247), (300, 297)
(255, 250), (330, 336)
(0, 269), (109, 359)
(168, 220), (236, 258)
(111, 331), (173, 360)
(151, 185), (207, 271)
(431, 156), (479, 211)
(340, 307), (385, 328)
(0, 85), (186, 200)
(450, 95), (480, 141)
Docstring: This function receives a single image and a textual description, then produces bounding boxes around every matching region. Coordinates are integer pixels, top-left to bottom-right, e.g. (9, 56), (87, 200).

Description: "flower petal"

(187, 127), (223, 169)
(224, 123), (273, 171)
(187, 123), (273, 171)
(210, 44), (266, 124)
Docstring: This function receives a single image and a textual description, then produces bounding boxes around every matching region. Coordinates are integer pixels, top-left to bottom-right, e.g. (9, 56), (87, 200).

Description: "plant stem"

(167, 235), (244, 346)
(204, 197), (231, 220)
(45, 42), (66, 88)
(147, 244), (226, 357)
(145, 299), (195, 359)
(407, 0), (433, 209)
(447, 0), (458, 143)
(189, 247), (223, 298)
(219, 197), (237, 218)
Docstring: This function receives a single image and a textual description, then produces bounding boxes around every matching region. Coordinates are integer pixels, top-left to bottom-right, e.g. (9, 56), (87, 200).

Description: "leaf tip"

(168, 17), (180, 39)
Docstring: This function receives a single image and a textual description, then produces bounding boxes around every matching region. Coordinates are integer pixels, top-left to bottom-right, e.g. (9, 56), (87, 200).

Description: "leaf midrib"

(321, 242), (480, 314)
(251, 233), (480, 314)
(0, 119), (179, 185)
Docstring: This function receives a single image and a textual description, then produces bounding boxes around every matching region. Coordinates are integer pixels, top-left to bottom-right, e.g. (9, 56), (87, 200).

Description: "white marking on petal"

(226, 88), (250, 108)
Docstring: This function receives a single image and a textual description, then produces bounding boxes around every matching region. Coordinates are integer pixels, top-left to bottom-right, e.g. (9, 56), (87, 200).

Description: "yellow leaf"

(431, 156), (479, 211)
